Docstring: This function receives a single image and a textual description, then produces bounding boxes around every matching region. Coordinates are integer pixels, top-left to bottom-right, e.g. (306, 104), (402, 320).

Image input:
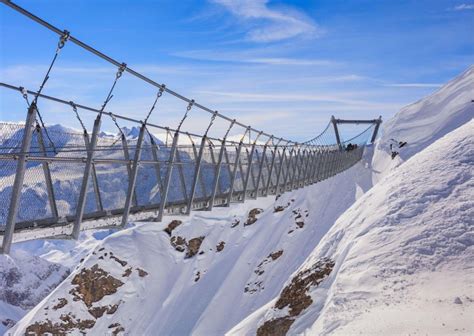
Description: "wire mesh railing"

(0, 0), (381, 253)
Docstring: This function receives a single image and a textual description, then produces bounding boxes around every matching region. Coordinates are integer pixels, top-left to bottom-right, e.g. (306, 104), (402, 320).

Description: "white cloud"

(453, 3), (474, 10)
(384, 83), (442, 88)
(173, 49), (335, 66)
(211, 0), (320, 42)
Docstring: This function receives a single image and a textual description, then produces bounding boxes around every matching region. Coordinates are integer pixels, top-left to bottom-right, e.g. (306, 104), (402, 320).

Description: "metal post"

(186, 136), (206, 214)
(370, 116), (382, 143)
(36, 125), (58, 219)
(121, 124), (145, 227)
(264, 139), (282, 196)
(296, 148), (308, 188)
(254, 137), (271, 198)
(331, 116), (342, 150)
(226, 142), (243, 206)
(208, 139), (226, 210)
(306, 148), (316, 185)
(72, 114), (101, 239)
(208, 140), (223, 197)
(288, 147), (300, 190)
(312, 149), (322, 183)
(175, 149), (189, 206)
(149, 135), (164, 203)
(301, 148), (312, 187)
(2, 103), (37, 254)
(157, 132), (179, 222)
(241, 132), (261, 202)
(273, 147), (287, 195)
(83, 132), (103, 212)
(121, 134), (138, 206)
(283, 147), (295, 192)
(187, 135), (208, 199)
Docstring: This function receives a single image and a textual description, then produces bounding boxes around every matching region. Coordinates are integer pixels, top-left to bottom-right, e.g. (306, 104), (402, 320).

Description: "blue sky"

(1, 0), (473, 141)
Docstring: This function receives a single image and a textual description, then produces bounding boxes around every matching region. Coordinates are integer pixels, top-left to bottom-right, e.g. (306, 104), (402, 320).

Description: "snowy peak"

(230, 120), (474, 336)
(372, 66), (474, 182)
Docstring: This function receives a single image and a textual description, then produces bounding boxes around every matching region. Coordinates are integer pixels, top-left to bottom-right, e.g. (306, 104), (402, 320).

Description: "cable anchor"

(57, 30), (70, 50)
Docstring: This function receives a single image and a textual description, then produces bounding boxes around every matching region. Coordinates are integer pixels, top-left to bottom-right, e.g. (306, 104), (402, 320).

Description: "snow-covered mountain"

(2, 65), (473, 335)
(230, 118), (473, 336)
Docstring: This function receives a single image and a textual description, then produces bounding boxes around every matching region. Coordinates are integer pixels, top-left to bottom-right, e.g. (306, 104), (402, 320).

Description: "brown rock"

(136, 268), (149, 277)
(170, 236), (187, 252)
(164, 220), (182, 235)
(52, 298), (68, 310)
(256, 317), (294, 336)
(231, 218), (240, 228)
(110, 255), (127, 267)
(296, 221), (304, 228)
(273, 205), (286, 213)
(122, 268), (132, 277)
(186, 236), (205, 259)
(275, 258), (334, 316)
(26, 314), (95, 335)
(216, 241), (225, 252)
(70, 264), (124, 307)
(245, 208), (263, 226)
(269, 250), (283, 260)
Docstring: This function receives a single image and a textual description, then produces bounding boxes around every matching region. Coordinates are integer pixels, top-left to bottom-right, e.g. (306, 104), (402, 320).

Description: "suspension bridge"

(0, 0), (381, 254)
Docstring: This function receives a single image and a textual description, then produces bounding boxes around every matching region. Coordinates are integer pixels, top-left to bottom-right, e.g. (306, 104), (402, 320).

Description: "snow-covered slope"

(8, 149), (373, 335)
(372, 65), (474, 183)
(3, 66), (473, 335)
(230, 119), (473, 335)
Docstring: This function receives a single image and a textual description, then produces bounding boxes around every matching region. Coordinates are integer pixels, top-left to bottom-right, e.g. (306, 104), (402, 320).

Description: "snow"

(7, 149), (373, 335)
(371, 65), (474, 183)
(2, 65), (473, 334)
(229, 119), (474, 335)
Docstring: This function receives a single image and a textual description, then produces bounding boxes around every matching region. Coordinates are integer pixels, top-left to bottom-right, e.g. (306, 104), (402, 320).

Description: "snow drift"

(229, 121), (474, 335)
(2, 65), (473, 334)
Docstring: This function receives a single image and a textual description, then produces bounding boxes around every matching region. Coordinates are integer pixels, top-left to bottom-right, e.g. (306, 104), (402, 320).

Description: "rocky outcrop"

(256, 258), (334, 335)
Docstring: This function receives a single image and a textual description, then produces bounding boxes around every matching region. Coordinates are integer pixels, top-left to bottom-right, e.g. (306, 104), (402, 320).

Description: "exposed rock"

(164, 220), (182, 235)
(136, 268), (148, 277)
(186, 237), (205, 259)
(273, 205), (286, 213)
(109, 322), (121, 328)
(194, 271), (201, 282)
(256, 316), (294, 336)
(25, 314), (95, 335)
(296, 221), (304, 228)
(112, 325), (125, 335)
(1, 318), (15, 328)
(170, 236), (187, 252)
(122, 267), (132, 277)
(275, 258), (334, 316)
(52, 298), (68, 310)
(245, 208), (264, 226)
(88, 306), (108, 319)
(216, 241), (225, 252)
(255, 258), (334, 336)
(88, 303), (120, 319)
(274, 202), (292, 213)
(110, 255), (127, 267)
(269, 250), (283, 260)
(231, 218), (240, 228)
(70, 264), (124, 307)
(107, 303), (119, 314)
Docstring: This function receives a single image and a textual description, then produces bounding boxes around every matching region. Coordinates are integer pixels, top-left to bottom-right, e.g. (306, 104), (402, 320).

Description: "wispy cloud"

(384, 83), (442, 88)
(173, 49), (334, 66)
(210, 0), (320, 42)
(453, 3), (474, 10)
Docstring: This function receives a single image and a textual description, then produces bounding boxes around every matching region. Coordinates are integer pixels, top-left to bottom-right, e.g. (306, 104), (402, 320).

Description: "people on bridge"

(345, 143), (358, 151)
